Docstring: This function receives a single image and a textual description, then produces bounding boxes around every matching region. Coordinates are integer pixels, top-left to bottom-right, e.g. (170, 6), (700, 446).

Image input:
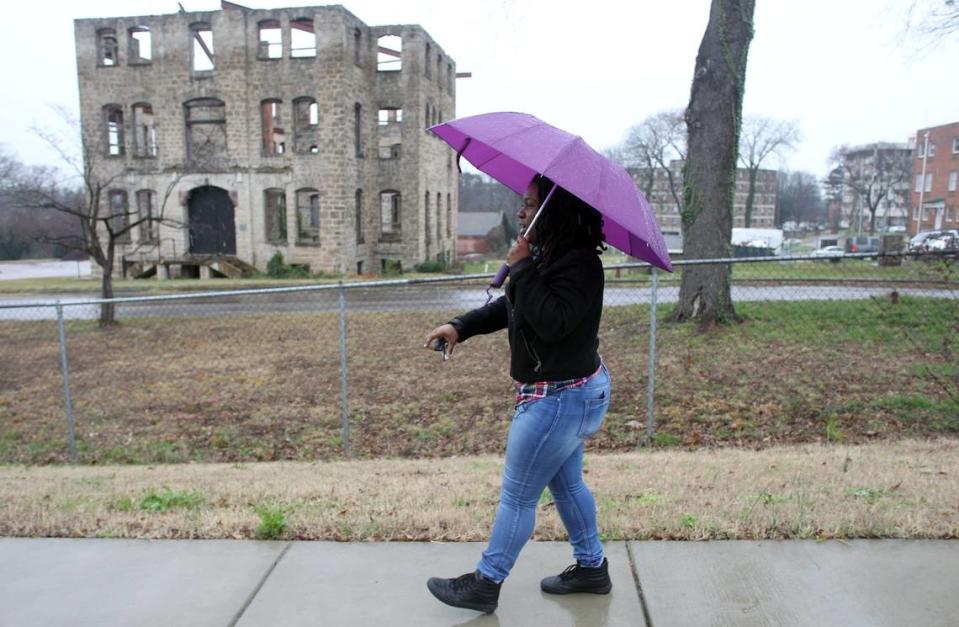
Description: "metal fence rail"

(1, 251), (956, 462)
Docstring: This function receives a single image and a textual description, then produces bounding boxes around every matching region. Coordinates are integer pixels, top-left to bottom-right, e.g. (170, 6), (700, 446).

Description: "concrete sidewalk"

(1, 539), (957, 626)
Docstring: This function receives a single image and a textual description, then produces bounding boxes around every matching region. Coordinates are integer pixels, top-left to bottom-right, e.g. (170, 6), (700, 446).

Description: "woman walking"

(424, 175), (612, 614)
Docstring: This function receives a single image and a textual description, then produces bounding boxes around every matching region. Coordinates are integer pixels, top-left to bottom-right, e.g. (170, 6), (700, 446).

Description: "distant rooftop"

(458, 212), (504, 237)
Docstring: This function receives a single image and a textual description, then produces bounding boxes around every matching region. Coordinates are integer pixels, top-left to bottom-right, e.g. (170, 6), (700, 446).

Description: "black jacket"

(450, 247), (604, 383)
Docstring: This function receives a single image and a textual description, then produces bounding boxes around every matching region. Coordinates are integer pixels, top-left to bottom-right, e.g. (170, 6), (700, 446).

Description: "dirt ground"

(0, 297), (956, 465)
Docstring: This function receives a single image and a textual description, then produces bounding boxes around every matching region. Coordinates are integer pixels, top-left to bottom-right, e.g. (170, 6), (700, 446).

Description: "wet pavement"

(1, 538), (957, 626)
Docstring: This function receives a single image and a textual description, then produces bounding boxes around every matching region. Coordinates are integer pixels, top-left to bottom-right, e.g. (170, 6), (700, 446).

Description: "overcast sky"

(1, 0), (956, 179)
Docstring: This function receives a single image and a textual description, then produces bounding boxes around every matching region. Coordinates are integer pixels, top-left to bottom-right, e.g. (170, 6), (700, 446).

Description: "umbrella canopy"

(430, 112), (673, 271)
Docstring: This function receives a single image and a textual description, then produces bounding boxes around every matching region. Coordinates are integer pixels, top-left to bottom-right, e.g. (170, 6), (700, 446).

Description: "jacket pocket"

(577, 391), (609, 438)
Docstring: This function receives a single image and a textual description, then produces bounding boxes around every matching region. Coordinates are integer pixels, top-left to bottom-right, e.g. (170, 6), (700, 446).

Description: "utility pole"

(915, 130), (930, 236)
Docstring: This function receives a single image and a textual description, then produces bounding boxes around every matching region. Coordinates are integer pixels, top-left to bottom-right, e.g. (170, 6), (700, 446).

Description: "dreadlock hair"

(530, 175), (606, 267)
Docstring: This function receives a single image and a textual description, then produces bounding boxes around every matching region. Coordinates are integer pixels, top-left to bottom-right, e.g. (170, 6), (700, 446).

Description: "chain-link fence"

(1, 251), (956, 464)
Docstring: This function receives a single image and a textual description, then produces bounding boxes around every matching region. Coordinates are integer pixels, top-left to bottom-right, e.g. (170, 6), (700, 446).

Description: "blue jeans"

(477, 365), (611, 583)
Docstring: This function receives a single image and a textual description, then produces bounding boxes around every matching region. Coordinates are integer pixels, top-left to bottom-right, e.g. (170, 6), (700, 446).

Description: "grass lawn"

(0, 440), (955, 540)
(1, 296), (956, 465)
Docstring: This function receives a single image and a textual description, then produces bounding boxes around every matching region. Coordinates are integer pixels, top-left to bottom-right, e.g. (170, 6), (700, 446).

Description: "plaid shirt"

(514, 363), (603, 407)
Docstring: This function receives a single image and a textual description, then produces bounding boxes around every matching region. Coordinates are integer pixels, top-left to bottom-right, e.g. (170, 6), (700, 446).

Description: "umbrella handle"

(490, 263), (510, 288)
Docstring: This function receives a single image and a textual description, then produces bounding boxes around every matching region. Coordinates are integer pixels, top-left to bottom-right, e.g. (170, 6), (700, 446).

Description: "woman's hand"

(424, 323), (459, 358)
(506, 235), (532, 267)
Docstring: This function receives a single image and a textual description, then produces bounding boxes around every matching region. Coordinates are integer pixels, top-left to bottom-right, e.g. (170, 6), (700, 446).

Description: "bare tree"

(833, 144), (911, 234)
(670, 0), (756, 327)
(902, 0), (959, 48)
(738, 116), (800, 228)
(12, 109), (182, 327)
(618, 110), (687, 212)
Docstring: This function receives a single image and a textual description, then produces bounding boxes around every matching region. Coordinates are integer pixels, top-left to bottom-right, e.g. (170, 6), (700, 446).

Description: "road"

(0, 283), (954, 321)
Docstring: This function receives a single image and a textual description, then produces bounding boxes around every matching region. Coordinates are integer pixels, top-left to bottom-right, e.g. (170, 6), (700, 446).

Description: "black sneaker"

(540, 558), (612, 595)
(427, 570), (501, 613)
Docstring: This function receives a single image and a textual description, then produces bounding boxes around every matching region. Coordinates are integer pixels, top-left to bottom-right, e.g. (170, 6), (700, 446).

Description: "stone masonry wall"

(74, 4), (457, 276)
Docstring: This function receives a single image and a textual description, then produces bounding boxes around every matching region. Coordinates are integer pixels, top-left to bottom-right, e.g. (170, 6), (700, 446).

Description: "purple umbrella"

(430, 112), (673, 273)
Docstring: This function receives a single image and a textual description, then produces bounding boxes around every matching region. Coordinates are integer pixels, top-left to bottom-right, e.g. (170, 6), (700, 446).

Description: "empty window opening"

(261, 99), (286, 156)
(296, 188), (320, 244)
(136, 189), (158, 243)
(355, 188), (364, 243)
(377, 35), (401, 71)
(436, 55), (442, 89)
(97, 28), (118, 66)
(425, 43), (431, 78)
(104, 105), (124, 156)
(380, 190), (401, 236)
(132, 103), (157, 158)
(291, 18), (316, 57)
(425, 191), (431, 244)
(447, 63), (453, 91)
(185, 98), (227, 163)
(446, 193), (451, 237)
(264, 188), (287, 243)
(191, 23), (214, 72)
(128, 26), (152, 63)
(354, 103), (363, 158)
(354, 28), (362, 65)
(108, 189), (131, 241)
(293, 97), (319, 154)
(258, 20), (282, 59)
(436, 192), (442, 241)
(378, 144), (401, 160)
(377, 108), (402, 126)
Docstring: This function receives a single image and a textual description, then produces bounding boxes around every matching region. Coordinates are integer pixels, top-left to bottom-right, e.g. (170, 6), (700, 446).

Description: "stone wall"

(74, 4), (457, 276)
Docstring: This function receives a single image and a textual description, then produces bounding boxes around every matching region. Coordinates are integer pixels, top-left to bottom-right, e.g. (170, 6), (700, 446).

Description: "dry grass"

(0, 440), (956, 541)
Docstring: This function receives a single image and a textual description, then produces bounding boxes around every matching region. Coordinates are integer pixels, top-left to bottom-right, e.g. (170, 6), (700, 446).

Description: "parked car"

(811, 245), (844, 262)
(910, 230), (959, 252)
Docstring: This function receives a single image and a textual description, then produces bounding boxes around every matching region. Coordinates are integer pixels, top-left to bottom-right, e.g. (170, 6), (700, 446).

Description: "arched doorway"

(188, 186), (236, 254)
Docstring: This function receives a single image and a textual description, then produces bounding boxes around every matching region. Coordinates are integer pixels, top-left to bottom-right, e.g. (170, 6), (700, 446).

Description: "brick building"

(74, 2), (458, 278)
(910, 121), (959, 235)
(630, 160), (778, 236)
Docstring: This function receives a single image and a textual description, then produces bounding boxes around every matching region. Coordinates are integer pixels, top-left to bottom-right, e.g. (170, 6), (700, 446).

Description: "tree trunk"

(671, 0), (755, 327)
(744, 167), (758, 228)
(99, 246), (117, 328)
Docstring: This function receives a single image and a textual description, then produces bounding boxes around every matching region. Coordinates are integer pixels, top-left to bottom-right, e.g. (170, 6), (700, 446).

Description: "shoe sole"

(427, 579), (498, 614)
(541, 582), (612, 595)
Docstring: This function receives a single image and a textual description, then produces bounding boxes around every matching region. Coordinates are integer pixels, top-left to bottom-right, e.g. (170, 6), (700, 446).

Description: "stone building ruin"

(74, 1), (458, 278)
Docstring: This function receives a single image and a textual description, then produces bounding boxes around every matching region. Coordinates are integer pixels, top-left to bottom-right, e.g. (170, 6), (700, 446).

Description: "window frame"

(290, 17), (316, 58)
(260, 98), (286, 156)
(257, 19), (283, 60)
(103, 104), (125, 157)
(184, 98), (227, 163)
(379, 190), (401, 239)
(108, 189), (131, 242)
(97, 28), (119, 67)
(190, 22), (215, 74)
(295, 188), (321, 245)
(264, 188), (288, 244)
(136, 189), (158, 243)
(127, 26), (152, 64)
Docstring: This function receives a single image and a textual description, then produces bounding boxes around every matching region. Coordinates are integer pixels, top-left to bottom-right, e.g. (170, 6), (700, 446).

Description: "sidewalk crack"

(227, 542), (292, 627)
(626, 542), (654, 627)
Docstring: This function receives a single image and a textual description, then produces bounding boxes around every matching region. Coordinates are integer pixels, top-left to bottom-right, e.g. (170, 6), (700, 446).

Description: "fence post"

(55, 301), (77, 462)
(337, 282), (351, 457)
(645, 268), (658, 446)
